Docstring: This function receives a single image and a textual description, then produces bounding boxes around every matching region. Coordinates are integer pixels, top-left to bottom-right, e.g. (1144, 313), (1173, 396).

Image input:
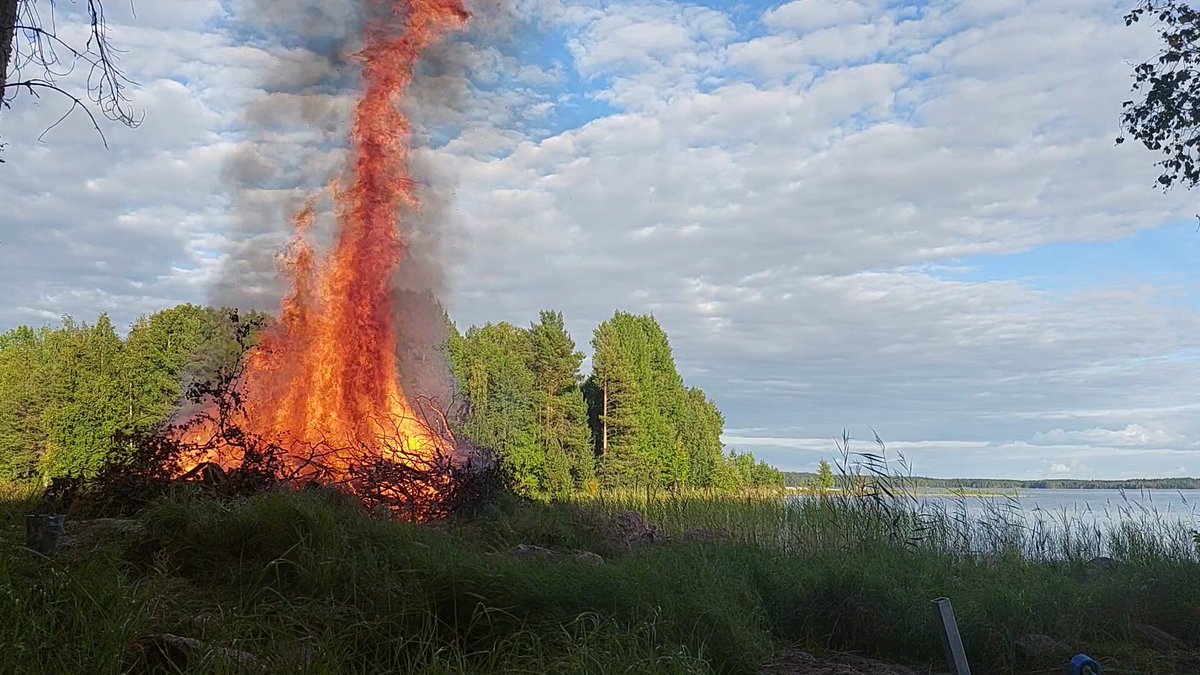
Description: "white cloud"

(763, 0), (868, 33)
(1032, 424), (1181, 448)
(4, 0), (1199, 480)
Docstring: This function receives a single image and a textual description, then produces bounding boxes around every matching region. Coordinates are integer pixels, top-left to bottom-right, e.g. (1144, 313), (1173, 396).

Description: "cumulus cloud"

(1033, 424), (1181, 448)
(4, 0), (1200, 479)
(762, 0), (868, 32)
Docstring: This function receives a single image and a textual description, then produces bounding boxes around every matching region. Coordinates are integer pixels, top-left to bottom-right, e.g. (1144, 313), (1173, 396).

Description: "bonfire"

(160, 0), (477, 519)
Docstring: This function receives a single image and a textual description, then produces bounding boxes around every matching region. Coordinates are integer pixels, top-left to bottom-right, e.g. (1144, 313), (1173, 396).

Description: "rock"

(59, 518), (145, 550)
(131, 633), (260, 672)
(1131, 622), (1187, 650)
(510, 544), (557, 559)
(610, 510), (663, 549)
(1084, 556), (1115, 580)
(573, 550), (605, 565)
(683, 528), (732, 544)
(1013, 633), (1071, 659)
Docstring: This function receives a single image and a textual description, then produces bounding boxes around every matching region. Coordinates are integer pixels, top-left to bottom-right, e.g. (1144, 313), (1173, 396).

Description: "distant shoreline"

(782, 472), (1200, 491)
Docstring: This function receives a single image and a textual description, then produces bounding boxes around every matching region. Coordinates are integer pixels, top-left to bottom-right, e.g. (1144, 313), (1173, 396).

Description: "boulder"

(573, 550), (605, 565)
(59, 518), (145, 550)
(131, 633), (260, 672)
(510, 543), (557, 559)
(1014, 633), (1071, 659)
(1084, 556), (1115, 581)
(1131, 622), (1187, 650)
(609, 510), (664, 549)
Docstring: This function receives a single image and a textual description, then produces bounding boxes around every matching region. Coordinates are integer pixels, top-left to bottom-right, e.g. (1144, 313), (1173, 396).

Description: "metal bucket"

(25, 514), (66, 555)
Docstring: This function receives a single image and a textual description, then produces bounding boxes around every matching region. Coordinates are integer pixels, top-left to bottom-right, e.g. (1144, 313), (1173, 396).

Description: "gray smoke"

(210, 0), (514, 408)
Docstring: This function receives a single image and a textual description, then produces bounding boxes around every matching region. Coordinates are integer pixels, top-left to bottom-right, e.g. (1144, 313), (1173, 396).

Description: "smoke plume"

(211, 0), (514, 408)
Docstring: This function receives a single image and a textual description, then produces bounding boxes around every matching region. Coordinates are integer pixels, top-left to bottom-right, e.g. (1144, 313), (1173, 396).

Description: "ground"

(760, 648), (923, 675)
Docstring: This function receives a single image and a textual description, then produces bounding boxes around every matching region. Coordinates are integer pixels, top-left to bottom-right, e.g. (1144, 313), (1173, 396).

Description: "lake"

(788, 488), (1200, 558)
(919, 488), (1200, 526)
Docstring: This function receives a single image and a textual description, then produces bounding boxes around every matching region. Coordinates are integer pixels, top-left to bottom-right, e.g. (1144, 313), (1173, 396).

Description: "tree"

(816, 459), (835, 491)
(587, 315), (644, 485)
(0, 325), (50, 479)
(1, 0), (141, 159)
(39, 315), (126, 477)
(447, 321), (543, 495)
(118, 304), (224, 438)
(1118, 0), (1200, 192)
(528, 311), (593, 489)
(585, 311), (731, 490)
(679, 387), (725, 487)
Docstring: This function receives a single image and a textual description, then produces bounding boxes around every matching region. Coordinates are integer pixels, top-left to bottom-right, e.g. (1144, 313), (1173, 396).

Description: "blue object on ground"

(1070, 654), (1100, 675)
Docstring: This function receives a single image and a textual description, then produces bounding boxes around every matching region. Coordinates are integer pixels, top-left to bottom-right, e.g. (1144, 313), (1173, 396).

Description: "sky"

(2, 0), (1199, 479)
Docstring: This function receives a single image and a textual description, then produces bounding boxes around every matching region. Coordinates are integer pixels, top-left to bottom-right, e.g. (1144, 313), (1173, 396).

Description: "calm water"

(790, 489), (1200, 557)
(918, 488), (1200, 527)
(790, 488), (1200, 526)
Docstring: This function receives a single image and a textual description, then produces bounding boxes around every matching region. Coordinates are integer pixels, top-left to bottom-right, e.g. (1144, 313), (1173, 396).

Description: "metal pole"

(932, 597), (971, 675)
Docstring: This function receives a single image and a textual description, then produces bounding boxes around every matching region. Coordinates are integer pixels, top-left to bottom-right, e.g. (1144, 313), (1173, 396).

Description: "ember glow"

(176, 0), (470, 487)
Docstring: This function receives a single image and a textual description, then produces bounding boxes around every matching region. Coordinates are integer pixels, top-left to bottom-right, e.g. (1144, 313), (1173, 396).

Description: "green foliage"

(0, 306), (266, 482)
(447, 307), (785, 495)
(448, 312), (601, 498)
(0, 326), (51, 479)
(817, 460), (835, 491)
(118, 304), (219, 439)
(449, 321), (542, 493)
(1119, 0), (1200, 192)
(528, 311), (594, 489)
(584, 311), (779, 492)
(4, 487), (1200, 673)
(0, 302), (784, 495)
(39, 315), (127, 478)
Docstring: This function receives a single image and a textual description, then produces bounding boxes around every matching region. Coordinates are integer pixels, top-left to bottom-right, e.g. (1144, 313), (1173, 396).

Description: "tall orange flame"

(177, 0), (469, 486)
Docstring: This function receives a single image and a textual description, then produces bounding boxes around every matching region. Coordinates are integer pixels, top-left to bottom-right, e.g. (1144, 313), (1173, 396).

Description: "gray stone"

(133, 633), (260, 671)
(1131, 622), (1187, 650)
(609, 510), (663, 549)
(573, 550), (605, 565)
(1084, 556), (1115, 580)
(59, 518), (145, 550)
(1013, 633), (1070, 659)
(510, 544), (557, 559)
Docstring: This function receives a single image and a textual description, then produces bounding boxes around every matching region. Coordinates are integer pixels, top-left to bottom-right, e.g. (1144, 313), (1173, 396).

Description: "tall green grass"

(3, 451), (1200, 674)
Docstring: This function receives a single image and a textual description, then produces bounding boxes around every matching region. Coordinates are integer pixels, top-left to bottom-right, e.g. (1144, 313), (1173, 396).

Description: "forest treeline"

(448, 310), (783, 495)
(0, 306), (267, 480)
(0, 305), (784, 495)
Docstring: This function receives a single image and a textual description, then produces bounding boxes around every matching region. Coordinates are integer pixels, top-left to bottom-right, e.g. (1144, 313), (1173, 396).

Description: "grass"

(3, 469), (1200, 674)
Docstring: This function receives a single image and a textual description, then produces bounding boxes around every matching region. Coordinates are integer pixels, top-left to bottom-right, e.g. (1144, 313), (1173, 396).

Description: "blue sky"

(3, 0), (1200, 479)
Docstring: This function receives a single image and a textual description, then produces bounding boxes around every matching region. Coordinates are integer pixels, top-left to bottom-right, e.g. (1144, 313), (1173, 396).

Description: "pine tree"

(817, 459), (835, 491)
(528, 311), (593, 489)
(586, 312), (708, 489)
(0, 326), (50, 479)
(588, 314), (646, 487)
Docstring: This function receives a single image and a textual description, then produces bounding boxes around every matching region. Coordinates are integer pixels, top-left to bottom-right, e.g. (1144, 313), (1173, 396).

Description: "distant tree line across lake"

(784, 471), (1200, 490)
(0, 304), (784, 496)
